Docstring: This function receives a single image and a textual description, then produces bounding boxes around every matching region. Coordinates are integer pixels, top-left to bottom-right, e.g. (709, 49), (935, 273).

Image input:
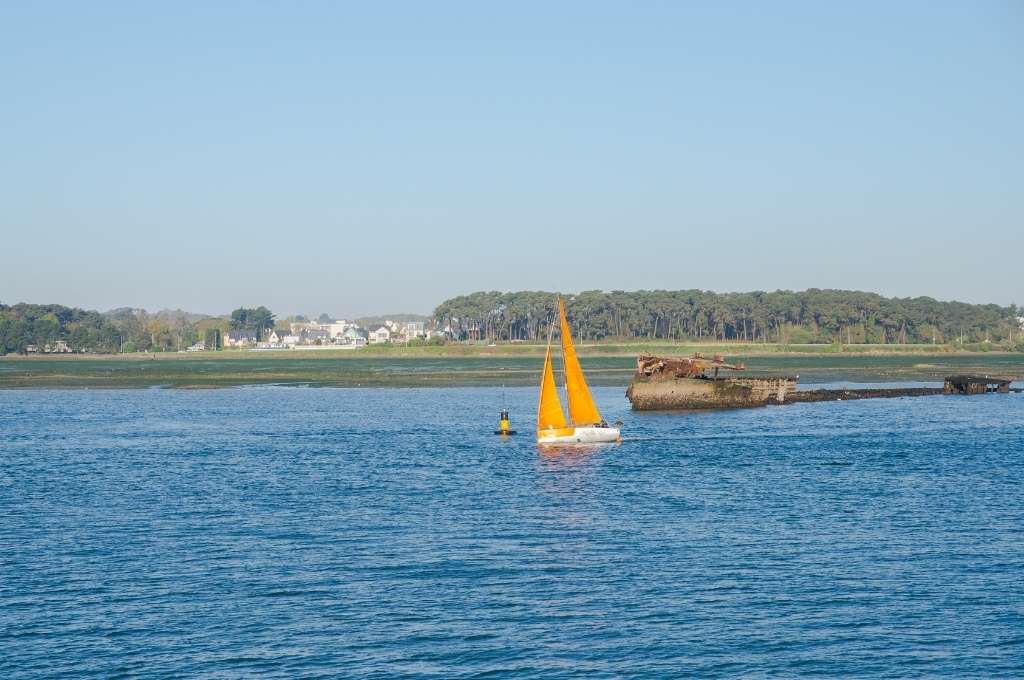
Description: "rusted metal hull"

(944, 375), (1013, 394)
(627, 377), (1019, 410)
(626, 376), (797, 410)
(627, 354), (1019, 411)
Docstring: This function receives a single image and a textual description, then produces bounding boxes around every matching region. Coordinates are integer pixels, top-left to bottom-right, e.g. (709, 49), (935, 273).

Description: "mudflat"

(1, 352), (1022, 389)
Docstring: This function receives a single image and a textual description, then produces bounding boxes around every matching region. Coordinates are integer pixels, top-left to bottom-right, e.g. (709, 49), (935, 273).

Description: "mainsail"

(558, 298), (602, 426)
(537, 341), (567, 432)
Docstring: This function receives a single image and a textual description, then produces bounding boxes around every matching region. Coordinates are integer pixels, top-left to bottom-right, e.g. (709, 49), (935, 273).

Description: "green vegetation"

(229, 306), (275, 340)
(331, 339), (1024, 357)
(435, 289), (1022, 346)
(3, 288), (1022, 357)
(0, 304), (213, 355)
(404, 335), (448, 348)
(2, 353), (1021, 389)
(203, 328), (222, 350)
(103, 307), (209, 352)
(0, 304), (119, 354)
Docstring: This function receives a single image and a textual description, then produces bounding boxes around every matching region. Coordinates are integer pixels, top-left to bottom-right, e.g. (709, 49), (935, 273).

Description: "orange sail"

(537, 341), (567, 433)
(558, 298), (602, 426)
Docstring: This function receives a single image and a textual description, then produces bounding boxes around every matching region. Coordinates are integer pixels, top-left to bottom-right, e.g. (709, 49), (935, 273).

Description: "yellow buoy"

(494, 408), (516, 435)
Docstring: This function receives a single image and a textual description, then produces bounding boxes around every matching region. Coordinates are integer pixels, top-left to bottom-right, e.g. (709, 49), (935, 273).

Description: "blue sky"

(2, 1), (1021, 317)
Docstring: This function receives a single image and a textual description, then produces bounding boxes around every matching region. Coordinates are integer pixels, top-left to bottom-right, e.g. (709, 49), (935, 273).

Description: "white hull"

(537, 426), (621, 445)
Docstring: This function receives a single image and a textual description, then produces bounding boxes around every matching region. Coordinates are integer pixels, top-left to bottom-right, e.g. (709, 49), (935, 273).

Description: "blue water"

(2, 386), (1023, 678)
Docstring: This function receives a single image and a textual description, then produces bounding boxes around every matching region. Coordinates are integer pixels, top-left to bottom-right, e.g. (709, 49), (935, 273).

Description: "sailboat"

(537, 298), (621, 444)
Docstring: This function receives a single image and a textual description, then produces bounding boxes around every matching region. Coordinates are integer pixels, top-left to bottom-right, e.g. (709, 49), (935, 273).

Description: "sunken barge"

(625, 353), (1019, 411)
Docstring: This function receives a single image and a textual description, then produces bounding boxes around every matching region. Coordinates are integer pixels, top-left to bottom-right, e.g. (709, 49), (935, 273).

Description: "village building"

(369, 325), (391, 344)
(301, 328), (330, 345)
(342, 327), (369, 346)
(402, 321), (426, 338)
(289, 321), (318, 335)
(267, 329), (291, 345)
(224, 330), (258, 347)
(320, 321), (351, 339)
(341, 327), (359, 341)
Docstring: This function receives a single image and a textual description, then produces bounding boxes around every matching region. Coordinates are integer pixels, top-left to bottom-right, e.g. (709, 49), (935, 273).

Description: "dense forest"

(0, 304), (121, 354)
(434, 290), (1022, 345)
(0, 304), (211, 354)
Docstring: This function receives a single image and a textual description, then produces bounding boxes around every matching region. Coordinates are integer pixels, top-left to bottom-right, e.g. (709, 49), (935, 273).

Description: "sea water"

(1, 386), (1022, 677)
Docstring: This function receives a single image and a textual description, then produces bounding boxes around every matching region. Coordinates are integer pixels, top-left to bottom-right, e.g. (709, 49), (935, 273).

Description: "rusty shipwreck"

(626, 353), (796, 410)
(626, 354), (1021, 410)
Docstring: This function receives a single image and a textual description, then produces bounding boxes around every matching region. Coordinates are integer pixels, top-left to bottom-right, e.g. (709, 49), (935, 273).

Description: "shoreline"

(1, 352), (1021, 390)
(4, 344), (1022, 362)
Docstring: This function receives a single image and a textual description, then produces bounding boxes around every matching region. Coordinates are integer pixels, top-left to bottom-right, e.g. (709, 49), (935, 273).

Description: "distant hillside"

(105, 307), (211, 324)
(434, 289), (1022, 345)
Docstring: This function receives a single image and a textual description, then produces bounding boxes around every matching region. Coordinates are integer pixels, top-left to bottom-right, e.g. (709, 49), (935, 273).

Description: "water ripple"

(1, 386), (1022, 677)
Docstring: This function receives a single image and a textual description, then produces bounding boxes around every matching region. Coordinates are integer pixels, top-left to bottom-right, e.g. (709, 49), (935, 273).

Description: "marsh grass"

(2, 350), (1021, 389)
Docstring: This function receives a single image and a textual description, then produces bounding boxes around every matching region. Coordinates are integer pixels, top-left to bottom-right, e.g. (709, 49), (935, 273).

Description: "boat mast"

(558, 298), (574, 426)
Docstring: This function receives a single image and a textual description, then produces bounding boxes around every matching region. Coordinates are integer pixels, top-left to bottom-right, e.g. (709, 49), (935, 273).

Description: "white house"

(322, 321), (350, 339)
(341, 327), (368, 346)
(44, 340), (72, 353)
(403, 321), (426, 338)
(369, 325), (391, 344)
(427, 326), (456, 341)
(268, 329), (291, 345)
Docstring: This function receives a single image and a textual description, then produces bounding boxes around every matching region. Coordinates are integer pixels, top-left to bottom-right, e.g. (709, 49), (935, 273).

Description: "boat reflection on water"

(536, 441), (619, 459)
(533, 442), (620, 531)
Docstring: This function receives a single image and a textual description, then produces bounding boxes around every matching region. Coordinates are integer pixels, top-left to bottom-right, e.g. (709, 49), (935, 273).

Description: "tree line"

(4, 290), (1021, 354)
(0, 304), (121, 354)
(0, 304), (279, 354)
(433, 289), (1022, 345)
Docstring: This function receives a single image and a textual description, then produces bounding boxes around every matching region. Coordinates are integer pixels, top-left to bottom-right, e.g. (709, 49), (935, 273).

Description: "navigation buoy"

(494, 408), (516, 435)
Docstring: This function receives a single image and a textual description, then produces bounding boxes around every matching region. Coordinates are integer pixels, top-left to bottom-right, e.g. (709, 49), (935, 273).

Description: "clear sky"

(2, 2), (1021, 318)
